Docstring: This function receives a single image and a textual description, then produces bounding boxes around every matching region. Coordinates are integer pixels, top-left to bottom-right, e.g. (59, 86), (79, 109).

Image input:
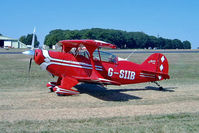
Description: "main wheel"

(159, 87), (163, 91)
(50, 87), (54, 92)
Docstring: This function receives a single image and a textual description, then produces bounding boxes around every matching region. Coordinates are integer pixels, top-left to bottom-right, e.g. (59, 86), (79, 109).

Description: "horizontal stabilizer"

(141, 70), (170, 80)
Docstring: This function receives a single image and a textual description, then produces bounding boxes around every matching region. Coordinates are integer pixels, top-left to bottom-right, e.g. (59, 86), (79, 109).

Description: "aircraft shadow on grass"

(126, 86), (176, 92)
(75, 83), (176, 102)
(145, 86), (176, 92)
(75, 83), (142, 102)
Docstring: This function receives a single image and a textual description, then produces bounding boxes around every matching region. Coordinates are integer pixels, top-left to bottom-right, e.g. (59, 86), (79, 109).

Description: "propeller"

(28, 58), (32, 73)
(23, 49), (35, 74)
(22, 27), (54, 78)
(22, 27), (36, 74)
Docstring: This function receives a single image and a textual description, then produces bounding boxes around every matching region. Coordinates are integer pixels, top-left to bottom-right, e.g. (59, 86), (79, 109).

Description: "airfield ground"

(0, 50), (199, 132)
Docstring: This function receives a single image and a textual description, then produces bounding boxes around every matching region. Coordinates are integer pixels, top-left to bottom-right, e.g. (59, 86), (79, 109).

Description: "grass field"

(0, 50), (199, 132)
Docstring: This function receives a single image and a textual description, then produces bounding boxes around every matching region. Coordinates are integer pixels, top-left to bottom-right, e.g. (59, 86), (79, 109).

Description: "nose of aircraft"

(22, 49), (45, 73)
(34, 49), (45, 65)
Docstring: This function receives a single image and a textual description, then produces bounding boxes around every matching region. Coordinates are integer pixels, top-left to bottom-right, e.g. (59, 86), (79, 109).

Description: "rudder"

(141, 53), (169, 80)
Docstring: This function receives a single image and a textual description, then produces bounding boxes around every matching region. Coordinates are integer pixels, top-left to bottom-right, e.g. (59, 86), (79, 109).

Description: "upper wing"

(57, 40), (116, 53)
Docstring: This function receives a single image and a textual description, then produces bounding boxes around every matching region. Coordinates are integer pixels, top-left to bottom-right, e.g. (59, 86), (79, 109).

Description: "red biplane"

(24, 39), (170, 96)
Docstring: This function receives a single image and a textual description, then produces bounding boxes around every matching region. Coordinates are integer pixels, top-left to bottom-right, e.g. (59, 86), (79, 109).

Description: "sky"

(0, 0), (199, 49)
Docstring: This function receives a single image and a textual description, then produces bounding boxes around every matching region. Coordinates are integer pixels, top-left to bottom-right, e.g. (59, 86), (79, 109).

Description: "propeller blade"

(28, 58), (32, 73)
(31, 27), (36, 50)
(23, 27), (37, 75)
(22, 50), (35, 55)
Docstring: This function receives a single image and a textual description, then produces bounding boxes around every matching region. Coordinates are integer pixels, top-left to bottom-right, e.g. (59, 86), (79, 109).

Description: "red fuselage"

(34, 49), (163, 85)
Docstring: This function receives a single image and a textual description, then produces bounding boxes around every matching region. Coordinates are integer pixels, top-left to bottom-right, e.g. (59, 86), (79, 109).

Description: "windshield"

(93, 50), (117, 63)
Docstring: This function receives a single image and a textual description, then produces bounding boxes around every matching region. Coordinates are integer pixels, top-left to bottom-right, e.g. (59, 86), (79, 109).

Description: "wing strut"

(85, 45), (101, 79)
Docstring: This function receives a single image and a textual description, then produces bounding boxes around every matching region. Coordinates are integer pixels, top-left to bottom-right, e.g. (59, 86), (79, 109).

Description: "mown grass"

(0, 52), (199, 107)
(1, 113), (199, 133)
(0, 48), (28, 52)
(0, 54), (53, 91)
(127, 53), (199, 85)
(1, 52), (199, 90)
(0, 50), (199, 133)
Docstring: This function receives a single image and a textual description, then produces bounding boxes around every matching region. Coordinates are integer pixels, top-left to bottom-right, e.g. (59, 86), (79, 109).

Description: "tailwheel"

(159, 86), (163, 91)
(153, 81), (164, 91)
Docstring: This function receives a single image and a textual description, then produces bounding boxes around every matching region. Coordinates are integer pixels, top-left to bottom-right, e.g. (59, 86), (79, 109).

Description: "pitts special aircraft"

(23, 39), (170, 96)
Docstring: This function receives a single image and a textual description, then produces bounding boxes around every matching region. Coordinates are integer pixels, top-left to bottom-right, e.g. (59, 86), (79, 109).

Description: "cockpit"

(69, 47), (117, 63)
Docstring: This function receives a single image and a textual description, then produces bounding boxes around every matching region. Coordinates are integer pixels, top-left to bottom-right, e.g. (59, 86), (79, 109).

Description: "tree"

(44, 29), (65, 48)
(0, 33), (2, 36)
(163, 39), (172, 49)
(44, 28), (192, 49)
(19, 34), (40, 47)
(172, 39), (183, 49)
(65, 30), (81, 40)
(146, 36), (159, 49)
(126, 33), (137, 48)
(182, 41), (191, 49)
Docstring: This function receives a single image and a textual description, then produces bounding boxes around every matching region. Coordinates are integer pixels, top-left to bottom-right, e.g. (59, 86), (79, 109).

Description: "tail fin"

(141, 53), (170, 80)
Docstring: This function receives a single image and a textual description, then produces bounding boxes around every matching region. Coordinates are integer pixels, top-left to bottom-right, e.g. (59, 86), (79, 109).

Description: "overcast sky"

(0, 0), (198, 48)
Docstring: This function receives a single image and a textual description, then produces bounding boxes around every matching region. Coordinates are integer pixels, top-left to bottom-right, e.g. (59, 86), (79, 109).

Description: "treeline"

(19, 34), (40, 47)
(44, 28), (191, 49)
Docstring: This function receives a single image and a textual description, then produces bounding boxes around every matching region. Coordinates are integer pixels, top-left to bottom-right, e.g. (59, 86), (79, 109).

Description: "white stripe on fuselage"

(40, 50), (103, 71)
(42, 50), (102, 68)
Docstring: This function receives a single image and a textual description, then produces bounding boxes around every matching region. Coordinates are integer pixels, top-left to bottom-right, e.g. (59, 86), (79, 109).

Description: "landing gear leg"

(153, 81), (163, 90)
(49, 87), (54, 92)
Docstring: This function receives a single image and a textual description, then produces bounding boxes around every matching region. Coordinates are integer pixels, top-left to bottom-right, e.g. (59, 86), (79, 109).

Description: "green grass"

(1, 113), (199, 133)
(0, 48), (28, 52)
(0, 54), (53, 91)
(127, 53), (199, 85)
(0, 51), (199, 133)
(1, 52), (198, 90)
